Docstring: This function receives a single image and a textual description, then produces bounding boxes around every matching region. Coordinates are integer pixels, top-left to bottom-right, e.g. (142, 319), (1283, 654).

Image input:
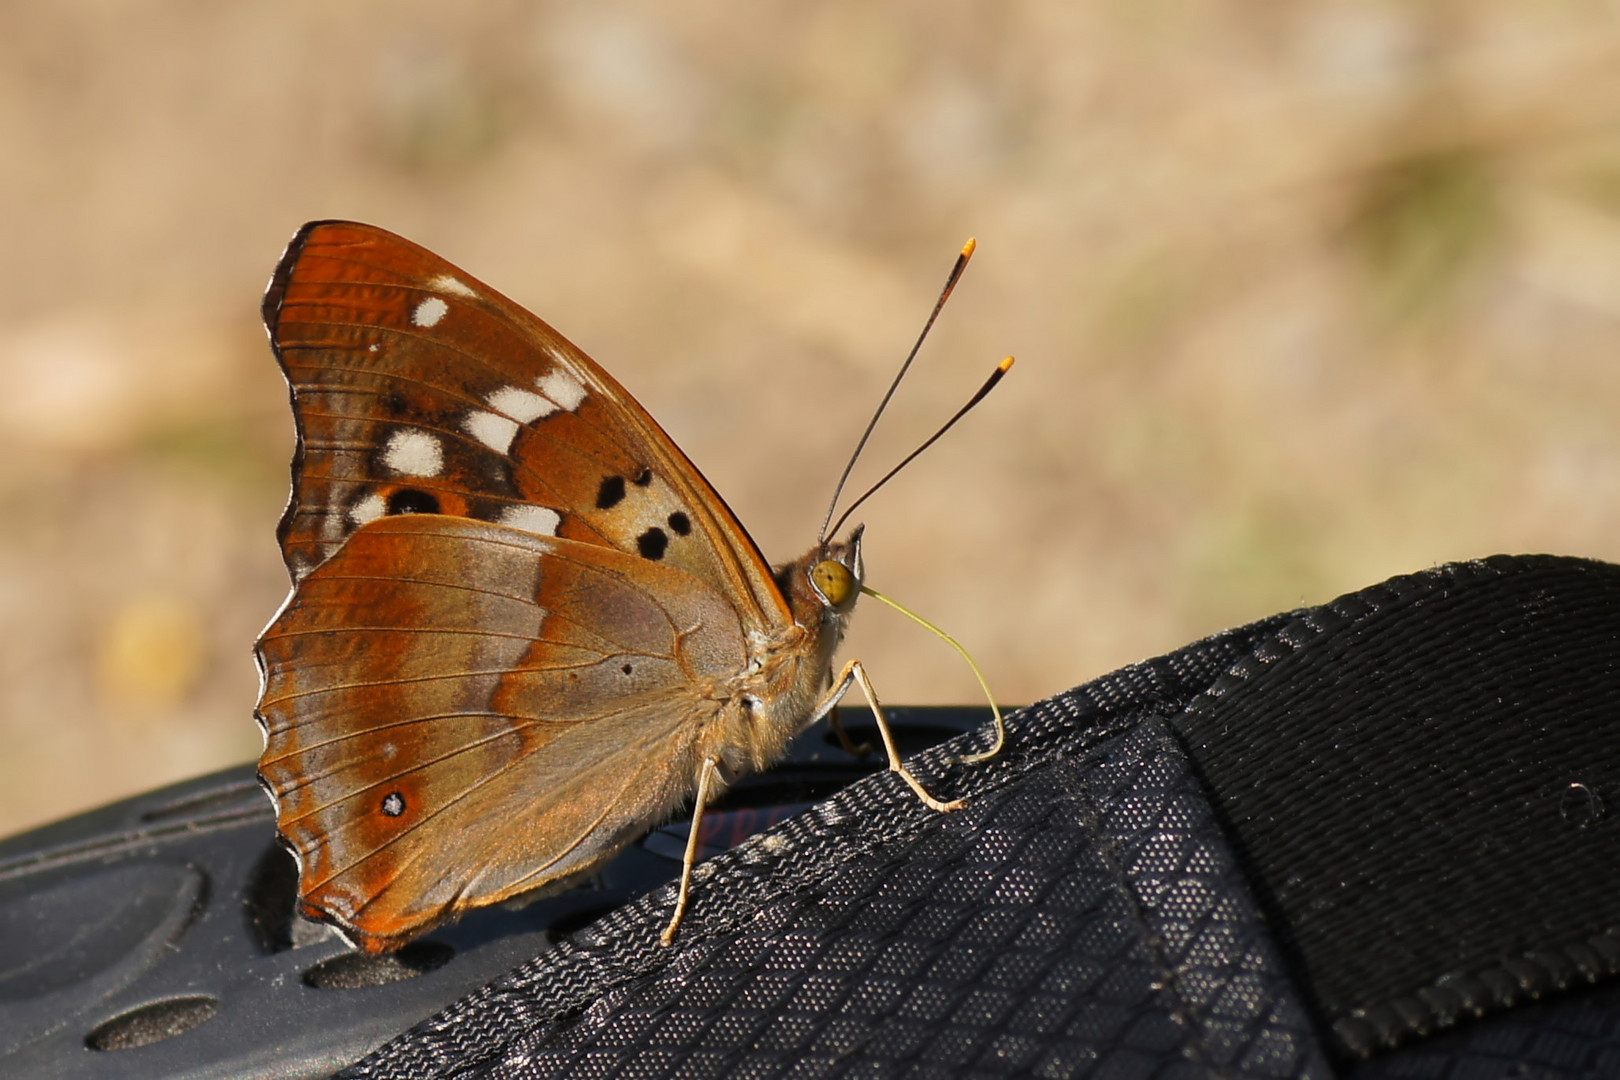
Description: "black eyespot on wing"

(637, 527), (668, 560)
(667, 511), (691, 536)
(622, 663), (633, 675)
(596, 475), (626, 510)
(387, 489), (441, 515)
(381, 792), (406, 817)
(633, 467), (653, 487)
(379, 391), (409, 415)
(480, 454), (518, 494)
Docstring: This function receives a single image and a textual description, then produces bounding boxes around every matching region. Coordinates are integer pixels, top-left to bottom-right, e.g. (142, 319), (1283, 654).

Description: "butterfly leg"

(826, 704), (876, 758)
(661, 754), (724, 946)
(826, 660), (966, 814)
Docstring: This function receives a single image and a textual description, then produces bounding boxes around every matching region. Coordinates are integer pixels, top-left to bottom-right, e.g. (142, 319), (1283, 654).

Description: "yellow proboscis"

(859, 584), (1007, 764)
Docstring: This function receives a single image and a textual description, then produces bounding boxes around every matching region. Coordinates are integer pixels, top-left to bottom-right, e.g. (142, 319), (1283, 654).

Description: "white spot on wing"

(500, 505), (561, 536)
(349, 492), (386, 526)
(537, 369), (587, 411)
(487, 385), (557, 423)
(412, 296), (449, 327)
(368, 343), (380, 353)
(464, 410), (520, 454)
(430, 274), (478, 298)
(382, 429), (444, 477)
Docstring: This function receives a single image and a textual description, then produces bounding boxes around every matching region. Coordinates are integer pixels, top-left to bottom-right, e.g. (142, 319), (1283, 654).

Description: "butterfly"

(254, 221), (997, 955)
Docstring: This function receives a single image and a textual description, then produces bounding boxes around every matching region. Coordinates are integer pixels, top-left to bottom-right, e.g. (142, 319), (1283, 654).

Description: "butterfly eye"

(811, 559), (856, 608)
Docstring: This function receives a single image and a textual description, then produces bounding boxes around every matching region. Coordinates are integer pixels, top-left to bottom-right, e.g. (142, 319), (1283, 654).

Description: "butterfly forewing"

(264, 221), (785, 626)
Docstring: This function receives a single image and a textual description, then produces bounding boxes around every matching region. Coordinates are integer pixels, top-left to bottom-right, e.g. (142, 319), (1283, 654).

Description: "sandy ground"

(4, 1), (1620, 837)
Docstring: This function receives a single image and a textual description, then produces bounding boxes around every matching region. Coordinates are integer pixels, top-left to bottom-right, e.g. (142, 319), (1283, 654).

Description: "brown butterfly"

(254, 221), (999, 954)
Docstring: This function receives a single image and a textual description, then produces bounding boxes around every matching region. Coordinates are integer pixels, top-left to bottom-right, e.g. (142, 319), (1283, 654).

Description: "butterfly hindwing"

(264, 220), (786, 626)
(256, 514), (750, 949)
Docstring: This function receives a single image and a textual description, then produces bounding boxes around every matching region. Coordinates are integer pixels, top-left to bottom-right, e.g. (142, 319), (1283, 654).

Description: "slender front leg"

(818, 659), (966, 813)
(661, 754), (722, 946)
(826, 703), (875, 757)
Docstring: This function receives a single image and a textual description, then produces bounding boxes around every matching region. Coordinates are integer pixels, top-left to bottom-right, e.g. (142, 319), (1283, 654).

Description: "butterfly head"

(786, 523), (865, 631)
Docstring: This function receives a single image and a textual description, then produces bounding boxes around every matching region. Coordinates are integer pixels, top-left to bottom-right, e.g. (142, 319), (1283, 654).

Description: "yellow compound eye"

(811, 559), (855, 607)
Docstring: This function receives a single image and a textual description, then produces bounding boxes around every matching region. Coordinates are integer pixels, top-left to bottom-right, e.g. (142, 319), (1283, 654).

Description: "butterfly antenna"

(824, 355), (1014, 543)
(819, 238), (978, 544)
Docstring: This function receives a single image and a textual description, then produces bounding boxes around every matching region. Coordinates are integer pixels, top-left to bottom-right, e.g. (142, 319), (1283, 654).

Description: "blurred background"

(4, 2), (1620, 838)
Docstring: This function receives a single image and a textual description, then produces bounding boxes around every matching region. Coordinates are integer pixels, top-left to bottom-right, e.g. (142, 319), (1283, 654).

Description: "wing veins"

(262, 700), (597, 762)
(302, 708), (685, 897)
(261, 647), (679, 706)
(344, 716), (687, 912)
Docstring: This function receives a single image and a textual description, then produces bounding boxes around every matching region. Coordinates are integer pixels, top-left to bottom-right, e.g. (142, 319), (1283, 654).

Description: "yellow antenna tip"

(998, 355), (1015, 372)
(961, 238), (977, 258)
